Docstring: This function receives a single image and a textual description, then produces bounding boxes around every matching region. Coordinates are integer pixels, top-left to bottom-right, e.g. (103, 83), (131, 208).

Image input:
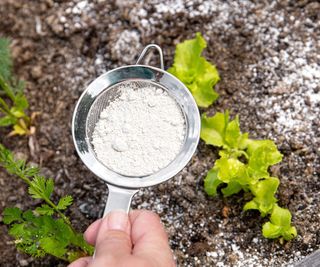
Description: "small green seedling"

(169, 34), (295, 241)
(0, 38), (31, 135)
(201, 111), (296, 240)
(168, 33), (220, 107)
(0, 144), (94, 262)
(262, 204), (297, 242)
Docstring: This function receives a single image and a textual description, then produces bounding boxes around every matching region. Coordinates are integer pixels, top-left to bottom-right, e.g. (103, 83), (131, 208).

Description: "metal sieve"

(72, 45), (200, 216)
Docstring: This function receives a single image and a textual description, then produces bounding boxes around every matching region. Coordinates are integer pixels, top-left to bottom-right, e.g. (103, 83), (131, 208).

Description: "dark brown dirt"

(0, 0), (319, 266)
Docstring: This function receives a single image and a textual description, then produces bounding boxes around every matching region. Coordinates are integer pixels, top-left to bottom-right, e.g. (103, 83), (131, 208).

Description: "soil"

(0, 0), (319, 266)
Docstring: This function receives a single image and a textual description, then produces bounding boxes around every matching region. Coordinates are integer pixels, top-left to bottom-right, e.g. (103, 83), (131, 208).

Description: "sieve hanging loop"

(136, 44), (164, 70)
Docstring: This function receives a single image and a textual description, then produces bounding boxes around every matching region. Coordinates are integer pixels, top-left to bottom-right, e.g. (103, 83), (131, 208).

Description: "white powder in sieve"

(91, 84), (185, 176)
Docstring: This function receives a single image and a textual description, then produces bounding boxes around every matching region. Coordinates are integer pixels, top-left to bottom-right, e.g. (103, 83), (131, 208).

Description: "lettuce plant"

(201, 111), (297, 241)
(168, 33), (220, 107)
(169, 34), (296, 241)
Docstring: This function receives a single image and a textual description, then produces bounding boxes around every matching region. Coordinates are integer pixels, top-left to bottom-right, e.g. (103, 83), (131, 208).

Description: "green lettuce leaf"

(221, 181), (243, 197)
(201, 112), (229, 147)
(215, 156), (250, 185)
(204, 168), (223, 196)
(244, 177), (279, 216)
(262, 204), (297, 240)
(247, 140), (283, 179)
(168, 32), (220, 107)
(201, 111), (249, 150)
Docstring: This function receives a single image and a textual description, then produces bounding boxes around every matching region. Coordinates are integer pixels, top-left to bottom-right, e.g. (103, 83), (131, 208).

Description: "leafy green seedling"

(246, 140), (283, 180)
(168, 33), (220, 107)
(0, 38), (31, 135)
(262, 204), (297, 241)
(3, 208), (91, 261)
(201, 111), (249, 152)
(0, 144), (94, 262)
(244, 177), (279, 216)
(204, 168), (222, 197)
(202, 111), (296, 241)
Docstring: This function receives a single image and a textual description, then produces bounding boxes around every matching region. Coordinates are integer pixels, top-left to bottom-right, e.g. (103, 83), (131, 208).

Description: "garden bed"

(0, 0), (319, 266)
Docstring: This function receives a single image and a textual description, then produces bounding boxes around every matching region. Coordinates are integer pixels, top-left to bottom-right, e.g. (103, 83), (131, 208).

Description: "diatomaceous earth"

(91, 83), (185, 176)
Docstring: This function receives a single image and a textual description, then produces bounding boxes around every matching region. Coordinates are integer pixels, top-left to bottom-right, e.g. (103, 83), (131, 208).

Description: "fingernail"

(107, 211), (128, 231)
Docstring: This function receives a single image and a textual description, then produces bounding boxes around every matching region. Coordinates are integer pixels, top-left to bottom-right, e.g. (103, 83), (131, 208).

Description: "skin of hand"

(68, 210), (176, 267)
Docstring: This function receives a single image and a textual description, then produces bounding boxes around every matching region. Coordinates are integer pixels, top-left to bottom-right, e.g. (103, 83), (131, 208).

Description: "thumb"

(92, 211), (132, 263)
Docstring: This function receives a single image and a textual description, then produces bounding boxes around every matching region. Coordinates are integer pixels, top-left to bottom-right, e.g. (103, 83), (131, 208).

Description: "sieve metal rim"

(86, 79), (189, 177)
(72, 64), (200, 189)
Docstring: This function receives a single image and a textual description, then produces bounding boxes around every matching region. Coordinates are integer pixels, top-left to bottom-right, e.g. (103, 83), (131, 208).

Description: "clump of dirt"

(0, 0), (319, 266)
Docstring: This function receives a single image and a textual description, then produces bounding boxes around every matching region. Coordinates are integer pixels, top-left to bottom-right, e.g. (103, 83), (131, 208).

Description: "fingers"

(84, 218), (102, 245)
(93, 211), (132, 260)
(81, 210), (175, 267)
(68, 257), (91, 267)
(130, 210), (175, 267)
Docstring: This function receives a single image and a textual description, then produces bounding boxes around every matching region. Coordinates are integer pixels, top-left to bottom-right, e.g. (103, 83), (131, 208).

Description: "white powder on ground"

(91, 84), (185, 176)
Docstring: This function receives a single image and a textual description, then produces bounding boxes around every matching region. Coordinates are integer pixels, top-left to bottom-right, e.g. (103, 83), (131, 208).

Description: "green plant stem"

(21, 117), (31, 132)
(0, 98), (11, 113)
(8, 170), (94, 257)
(41, 195), (71, 225)
(15, 117), (30, 134)
(20, 175), (71, 225)
(230, 148), (249, 159)
(1, 159), (72, 226)
(0, 74), (30, 135)
(0, 105), (30, 134)
(0, 76), (15, 102)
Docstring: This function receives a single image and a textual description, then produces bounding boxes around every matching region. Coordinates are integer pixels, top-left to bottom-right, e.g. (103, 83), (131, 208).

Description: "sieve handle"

(103, 184), (139, 216)
(136, 44), (164, 70)
(92, 185), (138, 258)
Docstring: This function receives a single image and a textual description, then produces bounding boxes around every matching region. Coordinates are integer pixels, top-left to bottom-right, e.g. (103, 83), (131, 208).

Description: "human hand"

(69, 210), (176, 267)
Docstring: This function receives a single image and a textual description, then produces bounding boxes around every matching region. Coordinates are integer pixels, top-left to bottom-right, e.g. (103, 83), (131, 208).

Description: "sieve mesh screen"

(86, 80), (178, 152)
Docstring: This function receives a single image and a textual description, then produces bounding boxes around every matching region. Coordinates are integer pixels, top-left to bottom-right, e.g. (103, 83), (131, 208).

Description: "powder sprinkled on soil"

(91, 84), (185, 176)
(1, 0), (319, 266)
